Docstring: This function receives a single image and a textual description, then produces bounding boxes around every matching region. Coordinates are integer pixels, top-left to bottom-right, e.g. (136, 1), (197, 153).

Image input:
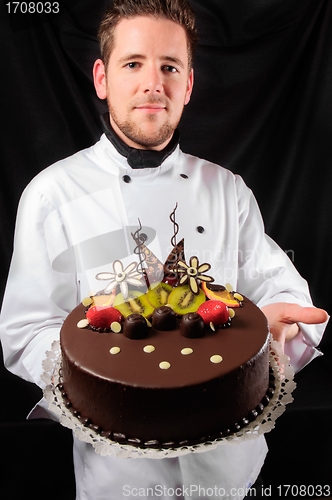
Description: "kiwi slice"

(147, 282), (173, 308)
(113, 290), (154, 318)
(168, 285), (206, 315)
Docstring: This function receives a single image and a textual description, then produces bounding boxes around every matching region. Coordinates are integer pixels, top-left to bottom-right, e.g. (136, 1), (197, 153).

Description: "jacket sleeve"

(0, 182), (79, 389)
(234, 175), (328, 373)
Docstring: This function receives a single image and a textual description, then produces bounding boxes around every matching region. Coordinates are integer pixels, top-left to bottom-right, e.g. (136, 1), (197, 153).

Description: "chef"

(0, 1), (328, 499)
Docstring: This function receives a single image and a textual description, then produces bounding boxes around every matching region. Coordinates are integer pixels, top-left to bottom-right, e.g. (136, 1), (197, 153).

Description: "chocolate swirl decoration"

(132, 219), (147, 277)
(170, 203), (179, 248)
(163, 204), (185, 284)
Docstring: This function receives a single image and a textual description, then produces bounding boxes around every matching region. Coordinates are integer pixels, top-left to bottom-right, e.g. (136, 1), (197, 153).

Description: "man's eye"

(127, 62), (139, 69)
(163, 65), (177, 73)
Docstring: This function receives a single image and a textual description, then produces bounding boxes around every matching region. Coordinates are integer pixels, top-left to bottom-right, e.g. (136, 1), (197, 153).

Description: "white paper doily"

(42, 336), (296, 459)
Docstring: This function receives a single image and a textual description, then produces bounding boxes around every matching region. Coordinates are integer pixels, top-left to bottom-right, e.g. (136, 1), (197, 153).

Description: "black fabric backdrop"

(0, 1), (331, 499)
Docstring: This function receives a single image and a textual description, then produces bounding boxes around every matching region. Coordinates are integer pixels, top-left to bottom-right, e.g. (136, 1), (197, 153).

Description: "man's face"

(93, 16), (194, 150)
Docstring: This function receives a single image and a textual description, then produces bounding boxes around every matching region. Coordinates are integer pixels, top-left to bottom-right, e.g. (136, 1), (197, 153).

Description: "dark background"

(0, 1), (331, 498)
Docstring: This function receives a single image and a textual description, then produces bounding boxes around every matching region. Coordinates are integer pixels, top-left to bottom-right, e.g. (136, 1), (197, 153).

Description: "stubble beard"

(107, 98), (180, 149)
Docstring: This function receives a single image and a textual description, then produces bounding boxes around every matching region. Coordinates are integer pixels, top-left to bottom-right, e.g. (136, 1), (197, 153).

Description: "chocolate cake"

(60, 288), (271, 448)
(59, 213), (272, 449)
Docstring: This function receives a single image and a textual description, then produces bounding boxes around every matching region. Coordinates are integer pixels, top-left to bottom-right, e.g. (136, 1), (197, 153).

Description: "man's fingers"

(283, 303), (328, 325)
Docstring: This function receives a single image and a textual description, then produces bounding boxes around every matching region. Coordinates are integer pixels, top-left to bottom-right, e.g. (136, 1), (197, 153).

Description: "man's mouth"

(135, 104), (166, 113)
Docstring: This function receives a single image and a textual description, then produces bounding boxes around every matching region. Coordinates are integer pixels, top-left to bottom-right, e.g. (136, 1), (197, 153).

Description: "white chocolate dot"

(111, 321), (122, 333)
(143, 345), (155, 353)
(210, 355), (223, 364)
(77, 319), (89, 329)
(181, 348), (193, 355)
(233, 292), (243, 302)
(145, 318), (152, 328)
(225, 283), (233, 292)
(209, 322), (216, 331)
(229, 308), (235, 319)
(159, 361), (171, 370)
(110, 347), (121, 355)
(82, 297), (93, 307)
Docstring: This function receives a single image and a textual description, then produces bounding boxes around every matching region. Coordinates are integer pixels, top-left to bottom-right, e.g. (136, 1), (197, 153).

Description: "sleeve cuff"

(284, 320), (327, 373)
(21, 329), (60, 389)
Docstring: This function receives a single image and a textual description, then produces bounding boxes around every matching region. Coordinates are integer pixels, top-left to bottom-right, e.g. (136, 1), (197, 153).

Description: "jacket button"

(123, 175), (131, 183)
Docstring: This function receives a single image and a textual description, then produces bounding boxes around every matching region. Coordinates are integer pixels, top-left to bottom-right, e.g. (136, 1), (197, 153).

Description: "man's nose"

(142, 65), (164, 93)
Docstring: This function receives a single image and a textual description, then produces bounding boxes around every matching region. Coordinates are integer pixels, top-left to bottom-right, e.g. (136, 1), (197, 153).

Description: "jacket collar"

(101, 113), (180, 169)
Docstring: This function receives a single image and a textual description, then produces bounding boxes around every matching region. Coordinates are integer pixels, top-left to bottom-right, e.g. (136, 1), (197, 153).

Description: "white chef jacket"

(0, 134), (327, 500)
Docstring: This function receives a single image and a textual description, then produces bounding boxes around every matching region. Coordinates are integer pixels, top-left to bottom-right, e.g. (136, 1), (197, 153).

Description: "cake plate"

(42, 336), (296, 459)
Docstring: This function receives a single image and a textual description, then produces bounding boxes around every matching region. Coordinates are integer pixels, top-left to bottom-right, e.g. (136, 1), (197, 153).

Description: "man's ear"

(93, 59), (107, 100)
(184, 68), (194, 105)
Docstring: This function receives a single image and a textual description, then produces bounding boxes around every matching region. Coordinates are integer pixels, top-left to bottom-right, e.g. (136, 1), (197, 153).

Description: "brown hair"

(98, 0), (197, 71)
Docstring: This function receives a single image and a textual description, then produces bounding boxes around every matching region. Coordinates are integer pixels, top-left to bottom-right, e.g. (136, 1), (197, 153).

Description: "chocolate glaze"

(60, 296), (270, 448)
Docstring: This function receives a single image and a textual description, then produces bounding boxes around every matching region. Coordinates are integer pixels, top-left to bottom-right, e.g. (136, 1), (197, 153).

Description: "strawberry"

(197, 300), (229, 326)
(86, 305), (122, 329)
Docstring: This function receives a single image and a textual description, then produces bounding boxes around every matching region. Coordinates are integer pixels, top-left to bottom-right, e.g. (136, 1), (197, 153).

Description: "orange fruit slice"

(201, 282), (241, 308)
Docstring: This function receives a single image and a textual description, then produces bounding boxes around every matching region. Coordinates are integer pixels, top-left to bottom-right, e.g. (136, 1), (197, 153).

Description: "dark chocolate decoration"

(197, 226), (205, 233)
(132, 219), (148, 281)
(78, 416), (91, 426)
(89, 424), (102, 434)
(161, 441), (176, 448)
(180, 174), (188, 179)
(144, 440), (160, 448)
(101, 431), (112, 439)
(170, 203), (179, 248)
(151, 306), (177, 331)
(248, 410), (259, 422)
(256, 403), (265, 414)
(123, 314), (148, 339)
(123, 175), (131, 183)
(180, 312), (205, 338)
(262, 395), (270, 406)
(128, 438), (142, 446)
(220, 429), (231, 438)
(112, 432), (126, 442)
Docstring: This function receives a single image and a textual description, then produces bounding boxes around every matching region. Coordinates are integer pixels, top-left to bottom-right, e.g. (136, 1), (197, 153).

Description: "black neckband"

(101, 113), (180, 169)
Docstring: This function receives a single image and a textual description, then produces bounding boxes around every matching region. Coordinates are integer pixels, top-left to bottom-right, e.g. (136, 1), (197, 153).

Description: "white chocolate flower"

(95, 260), (143, 299)
(176, 256), (214, 294)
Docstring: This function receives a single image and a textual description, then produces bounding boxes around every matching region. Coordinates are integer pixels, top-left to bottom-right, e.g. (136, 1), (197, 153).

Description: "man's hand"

(261, 303), (328, 349)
